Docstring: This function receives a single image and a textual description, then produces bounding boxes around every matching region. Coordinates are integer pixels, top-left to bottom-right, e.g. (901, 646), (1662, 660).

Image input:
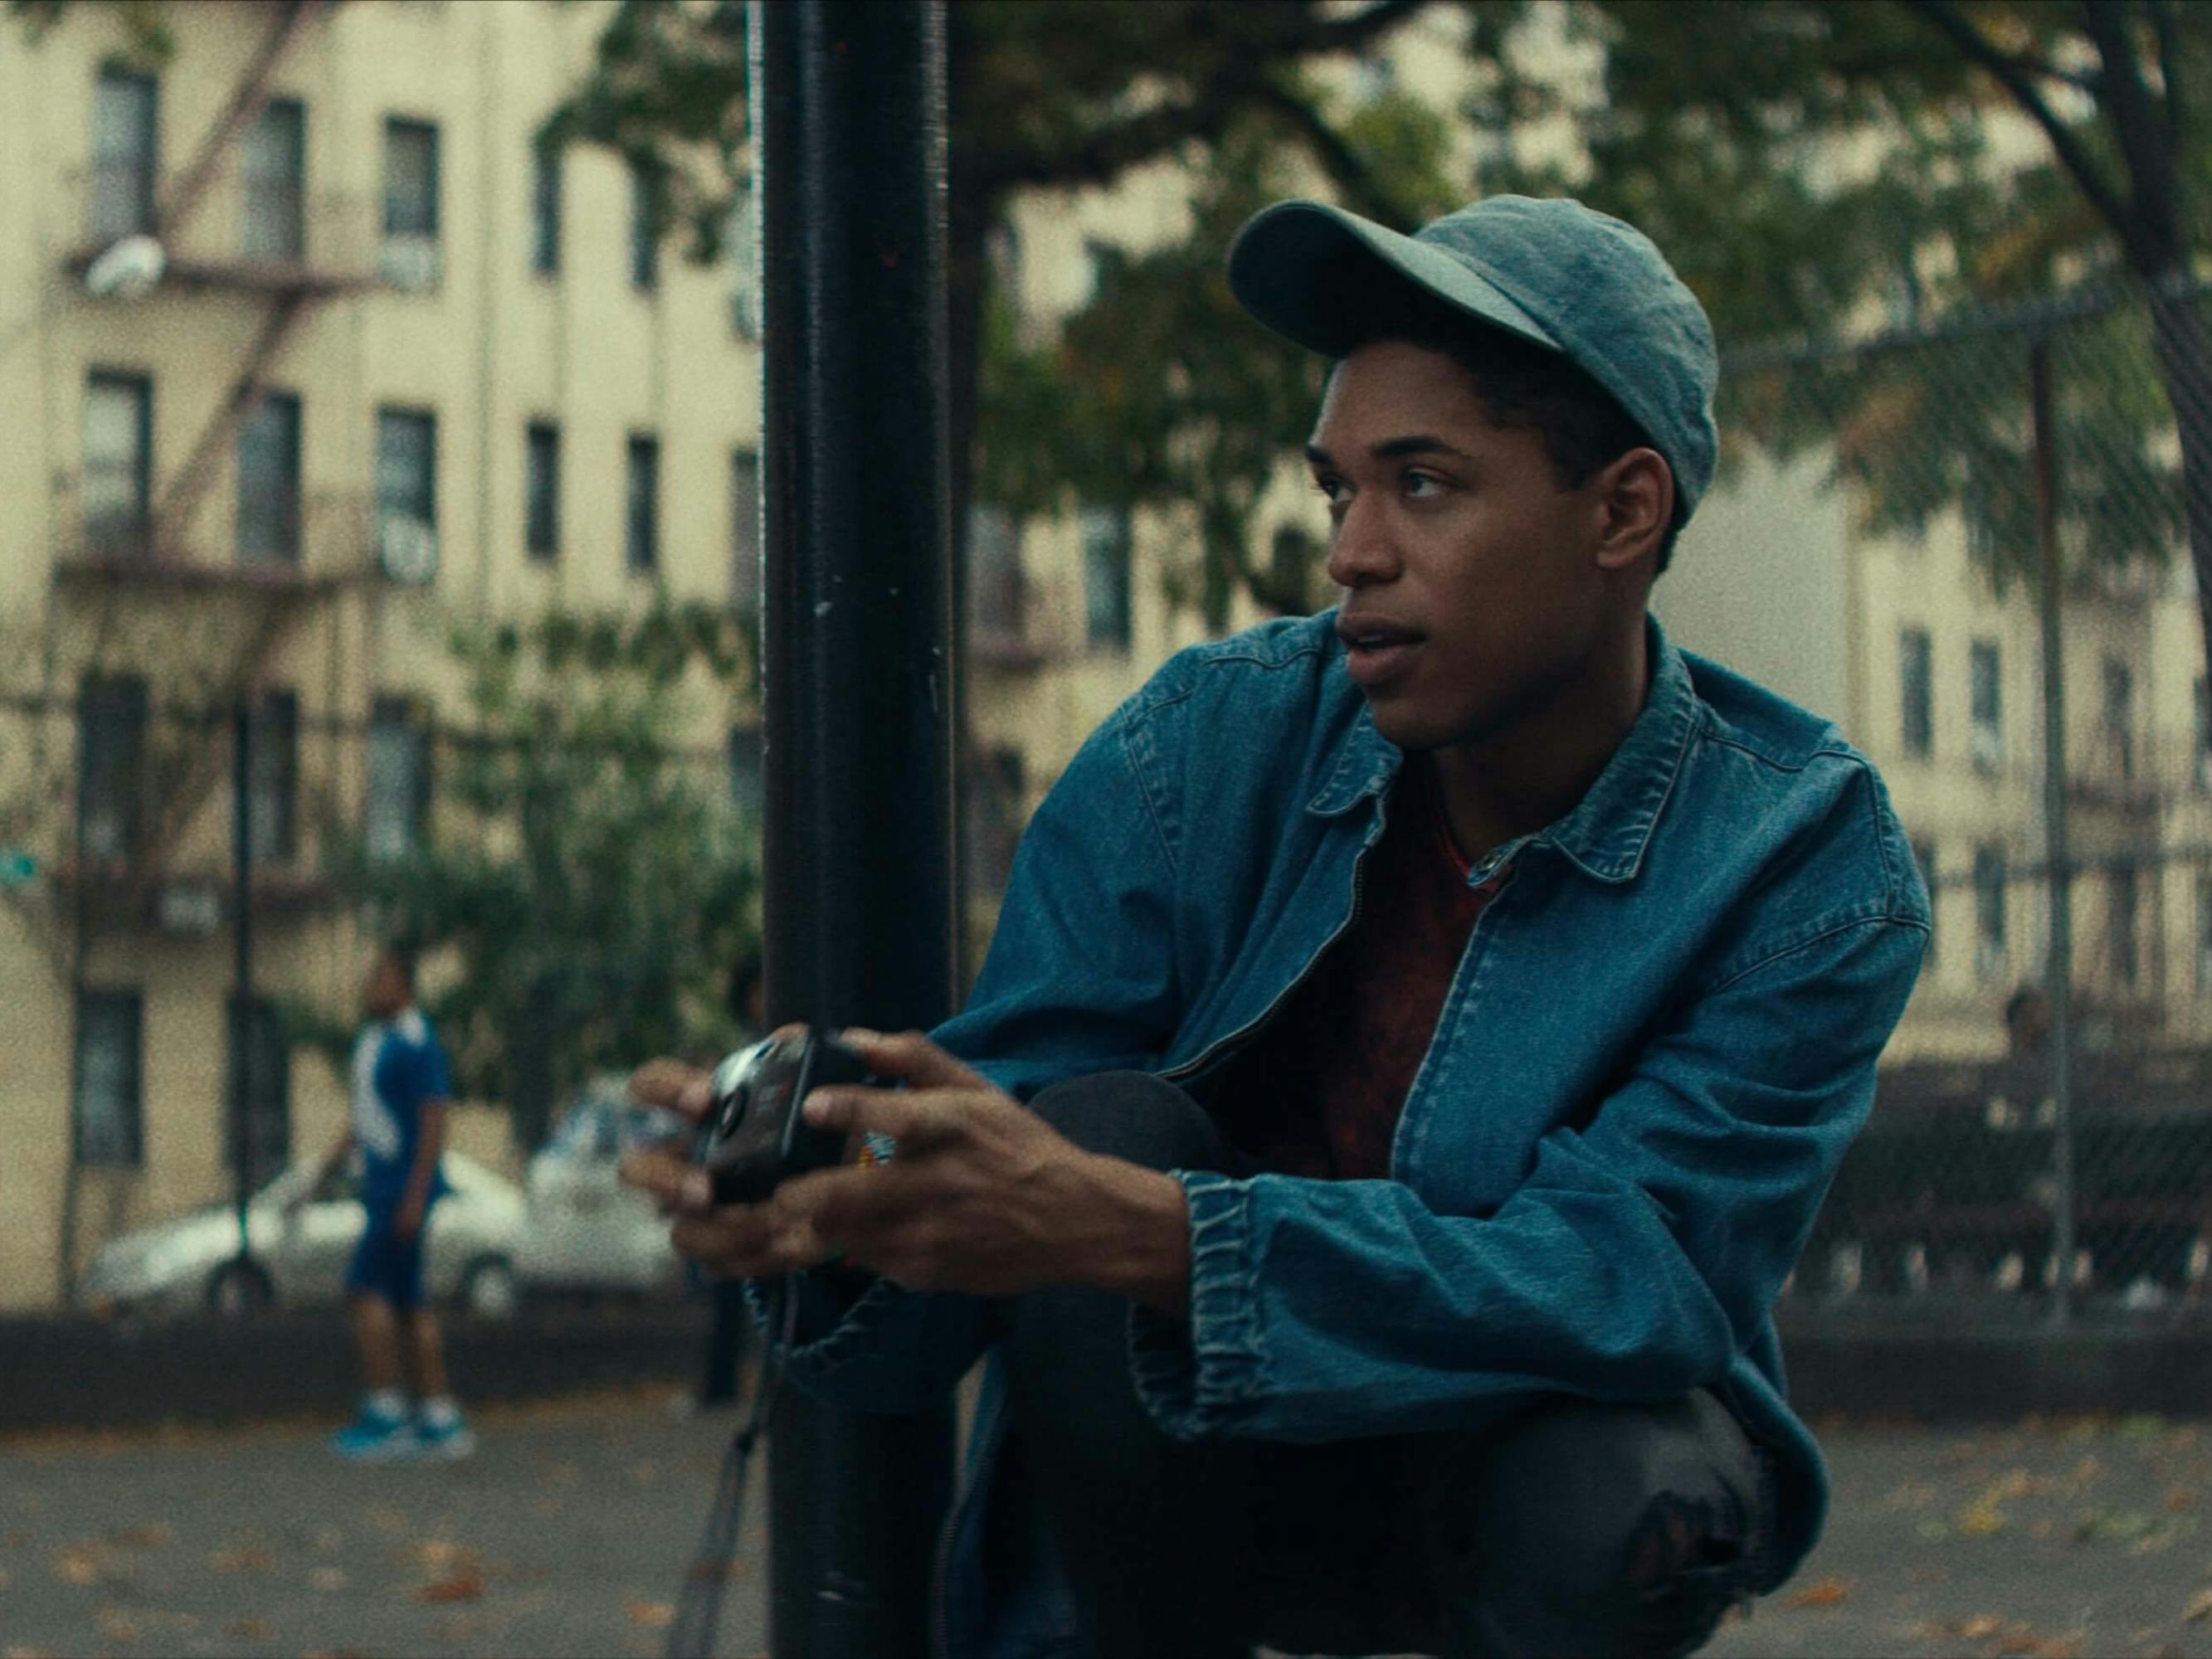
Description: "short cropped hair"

(1340, 294), (1682, 574)
(378, 942), (418, 991)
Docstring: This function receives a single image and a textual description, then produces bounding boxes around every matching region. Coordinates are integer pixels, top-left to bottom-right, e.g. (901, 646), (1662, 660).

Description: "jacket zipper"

(1158, 795), (1390, 1087)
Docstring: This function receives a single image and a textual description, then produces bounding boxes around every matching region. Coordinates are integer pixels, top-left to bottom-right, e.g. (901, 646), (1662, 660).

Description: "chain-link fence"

(1723, 281), (2212, 1321)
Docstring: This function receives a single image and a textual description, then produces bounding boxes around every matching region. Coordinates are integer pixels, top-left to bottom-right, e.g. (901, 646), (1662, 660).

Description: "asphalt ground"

(6, 1389), (2212, 1658)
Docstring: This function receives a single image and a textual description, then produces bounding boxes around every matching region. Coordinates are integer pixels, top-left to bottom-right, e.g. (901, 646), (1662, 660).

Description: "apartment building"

(1660, 442), (2212, 1063)
(0, 0), (762, 1309)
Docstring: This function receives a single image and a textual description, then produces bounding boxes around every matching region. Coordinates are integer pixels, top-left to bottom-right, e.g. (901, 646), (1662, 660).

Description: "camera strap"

(665, 1273), (800, 1659)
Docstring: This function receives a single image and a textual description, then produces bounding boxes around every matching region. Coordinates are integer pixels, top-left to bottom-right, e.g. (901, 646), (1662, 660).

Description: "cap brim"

(1226, 200), (1559, 360)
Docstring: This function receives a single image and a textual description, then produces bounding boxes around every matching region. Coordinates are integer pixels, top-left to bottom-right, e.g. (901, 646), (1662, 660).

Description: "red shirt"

(1215, 761), (1508, 1180)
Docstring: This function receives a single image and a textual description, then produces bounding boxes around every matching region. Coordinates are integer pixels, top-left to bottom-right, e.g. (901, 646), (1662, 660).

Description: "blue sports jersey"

(348, 1006), (453, 1211)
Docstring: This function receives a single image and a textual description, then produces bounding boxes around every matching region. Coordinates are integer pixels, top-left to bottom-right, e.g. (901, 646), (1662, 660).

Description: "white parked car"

(80, 1152), (525, 1321)
(515, 1075), (690, 1298)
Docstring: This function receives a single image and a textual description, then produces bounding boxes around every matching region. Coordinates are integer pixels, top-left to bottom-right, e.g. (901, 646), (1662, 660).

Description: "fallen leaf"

(2168, 1486), (2198, 1513)
(1959, 1614), (2005, 1638)
(109, 1524), (173, 1550)
(224, 1622), (273, 1641)
(207, 1548), (274, 1573)
(52, 1547), (100, 1585)
(1960, 1500), (2008, 1537)
(309, 1566), (348, 1591)
(91, 1608), (141, 1642)
(2183, 1587), (2212, 1623)
(417, 1572), (484, 1603)
(626, 1599), (675, 1629)
(1781, 1576), (1854, 1608)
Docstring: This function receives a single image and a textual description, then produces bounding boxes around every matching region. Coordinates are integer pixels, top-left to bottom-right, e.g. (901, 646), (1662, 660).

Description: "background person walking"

(307, 945), (473, 1461)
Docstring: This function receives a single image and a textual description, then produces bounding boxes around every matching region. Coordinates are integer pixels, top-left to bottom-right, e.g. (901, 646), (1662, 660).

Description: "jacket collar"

(1306, 613), (1700, 886)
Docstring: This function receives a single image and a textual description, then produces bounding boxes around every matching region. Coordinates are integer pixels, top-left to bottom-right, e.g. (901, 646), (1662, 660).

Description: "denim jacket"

(774, 610), (1929, 1658)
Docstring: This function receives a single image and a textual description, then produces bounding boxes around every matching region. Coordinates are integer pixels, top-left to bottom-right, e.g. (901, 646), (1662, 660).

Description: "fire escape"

(58, 0), (363, 928)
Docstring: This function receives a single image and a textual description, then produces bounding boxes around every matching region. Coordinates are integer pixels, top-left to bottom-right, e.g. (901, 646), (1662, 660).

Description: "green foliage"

(322, 602), (757, 1147)
(7, 0), (173, 59)
(979, 124), (1338, 631)
(1479, 0), (2212, 600)
(536, 0), (748, 262)
(545, 0), (1444, 627)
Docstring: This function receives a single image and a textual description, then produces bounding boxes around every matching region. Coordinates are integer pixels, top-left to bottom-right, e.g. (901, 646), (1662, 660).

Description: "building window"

(1973, 843), (2007, 983)
(2197, 870), (2212, 994)
(728, 181), (760, 338)
(731, 448), (760, 611)
(628, 158), (660, 290)
(1270, 523), (1320, 611)
(1968, 639), (2002, 776)
(525, 421), (560, 561)
(1080, 504), (1133, 651)
(74, 988), (144, 1168)
(964, 747), (1026, 902)
(83, 372), (153, 556)
(365, 694), (430, 861)
(241, 96), (305, 262)
(89, 68), (158, 244)
(2109, 864), (2139, 990)
(1898, 627), (1932, 759)
(728, 727), (763, 815)
(2195, 678), (2211, 793)
(76, 676), (147, 864)
(375, 407), (437, 582)
(248, 688), (298, 864)
(236, 391), (300, 564)
(226, 994), (291, 1185)
(380, 117), (441, 289)
(626, 435), (660, 573)
(529, 139), (561, 276)
(2102, 657), (2135, 781)
(967, 504), (1024, 645)
(1911, 837), (1938, 965)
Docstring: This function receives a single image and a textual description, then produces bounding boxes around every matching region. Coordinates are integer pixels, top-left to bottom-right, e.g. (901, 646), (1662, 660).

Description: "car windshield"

(544, 1090), (685, 1160)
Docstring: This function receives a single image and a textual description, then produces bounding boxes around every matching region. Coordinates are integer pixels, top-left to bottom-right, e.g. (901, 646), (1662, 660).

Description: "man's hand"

(621, 1030), (1191, 1315)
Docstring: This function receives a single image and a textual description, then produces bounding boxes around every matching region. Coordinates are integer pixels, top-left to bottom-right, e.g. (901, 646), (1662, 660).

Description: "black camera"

(695, 1026), (875, 1204)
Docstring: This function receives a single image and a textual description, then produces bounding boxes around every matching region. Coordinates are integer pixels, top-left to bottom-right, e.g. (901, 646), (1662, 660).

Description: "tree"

(305, 602), (758, 1151)
(1489, 1), (2212, 654)
(542, 0), (1444, 625)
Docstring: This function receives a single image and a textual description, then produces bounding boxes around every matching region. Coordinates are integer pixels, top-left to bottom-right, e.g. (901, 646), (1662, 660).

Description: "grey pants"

(992, 1071), (1776, 1659)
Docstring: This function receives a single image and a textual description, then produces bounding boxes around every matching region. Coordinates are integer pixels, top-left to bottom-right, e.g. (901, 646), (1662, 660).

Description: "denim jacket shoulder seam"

(1111, 703), (1182, 883)
(1703, 909), (1927, 997)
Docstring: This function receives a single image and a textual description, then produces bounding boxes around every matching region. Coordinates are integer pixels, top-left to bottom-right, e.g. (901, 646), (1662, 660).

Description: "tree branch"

(1898, 0), (2137, 253)
(2147, 0), (2184, 145)
(1247, 76), (1418, 224)
(978, 0), (1433, 193)
(2080, 0), (2183, 262)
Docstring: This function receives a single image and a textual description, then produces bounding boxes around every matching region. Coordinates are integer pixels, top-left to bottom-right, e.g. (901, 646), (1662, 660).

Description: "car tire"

(207, 1260), (273, 1319)
(460, 1256), (519, 1321)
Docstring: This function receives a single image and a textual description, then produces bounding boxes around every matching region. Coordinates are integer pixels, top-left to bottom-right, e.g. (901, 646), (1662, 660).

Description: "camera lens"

(718, 1085), (748, 1136)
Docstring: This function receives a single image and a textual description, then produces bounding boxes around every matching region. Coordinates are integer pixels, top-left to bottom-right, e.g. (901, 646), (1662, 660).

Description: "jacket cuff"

(1128, 1170), (1264, 1439)
(743, 1267), (907, 1379)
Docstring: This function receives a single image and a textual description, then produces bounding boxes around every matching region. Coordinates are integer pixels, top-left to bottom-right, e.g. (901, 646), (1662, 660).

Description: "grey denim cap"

(1226, 195), (1719, 523)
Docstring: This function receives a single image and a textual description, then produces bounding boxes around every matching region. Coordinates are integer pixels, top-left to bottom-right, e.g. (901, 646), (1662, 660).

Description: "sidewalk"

(4, 1389), (2211, 1657)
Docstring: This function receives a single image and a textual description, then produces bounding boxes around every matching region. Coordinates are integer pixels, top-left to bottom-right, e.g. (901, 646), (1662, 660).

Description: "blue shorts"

(347, 1204), (433, 1309)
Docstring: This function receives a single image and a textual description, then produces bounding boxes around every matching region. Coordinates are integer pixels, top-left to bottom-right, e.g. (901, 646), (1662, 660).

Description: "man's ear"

(1592, 447), (1674, 571)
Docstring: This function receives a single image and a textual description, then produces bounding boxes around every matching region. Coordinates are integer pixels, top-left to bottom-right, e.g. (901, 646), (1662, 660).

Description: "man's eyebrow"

(1303, 435), (1471, 467)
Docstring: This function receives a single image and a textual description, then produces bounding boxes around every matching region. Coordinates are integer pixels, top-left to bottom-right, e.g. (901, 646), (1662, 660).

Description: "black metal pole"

(231, 701), (254, 1262)
(755, 2), (957, 1654)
